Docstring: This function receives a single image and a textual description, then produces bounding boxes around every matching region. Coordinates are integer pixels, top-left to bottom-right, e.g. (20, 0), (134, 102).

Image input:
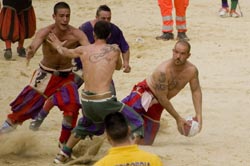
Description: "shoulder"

(155, 60), (171, 73)
(186, 61), (199, 75)
(110, 23), (123, 33)
(69, 25), (86, 36)
(36, 24), (54, 37)
(79, 21), (92, 31)
(109, 44), (121, 52)
(136, 149), (162, 164)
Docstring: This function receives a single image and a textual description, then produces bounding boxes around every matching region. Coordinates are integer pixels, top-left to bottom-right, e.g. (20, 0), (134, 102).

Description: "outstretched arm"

(47, 33), (83, 58)
(190, 68), (202, 131)
(26, 26), (53, 65)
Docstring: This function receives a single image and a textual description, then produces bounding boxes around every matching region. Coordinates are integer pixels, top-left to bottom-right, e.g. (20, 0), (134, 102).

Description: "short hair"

(104, 112), (128, 142)
(54, 2), (70, 14)
(94, 21), (111, 40)
(175, 40), (191, 53)
(96, 4), (111, 16)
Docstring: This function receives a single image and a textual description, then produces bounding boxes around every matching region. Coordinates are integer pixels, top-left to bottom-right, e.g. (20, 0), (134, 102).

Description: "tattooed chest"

(168, 79), (178, 90)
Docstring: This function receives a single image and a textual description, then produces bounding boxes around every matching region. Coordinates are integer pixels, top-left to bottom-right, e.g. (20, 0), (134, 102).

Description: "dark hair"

(94, 20), (111, 40)
(104, 112), (128, 142)
(96, 4), (111, 16)
(54, 2), (70, 14)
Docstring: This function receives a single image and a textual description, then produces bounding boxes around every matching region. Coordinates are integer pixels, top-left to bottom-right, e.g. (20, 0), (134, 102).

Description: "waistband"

(142, 114), (160, 123)
(39, 63), (72, 77)
(81, 91), (113, 101)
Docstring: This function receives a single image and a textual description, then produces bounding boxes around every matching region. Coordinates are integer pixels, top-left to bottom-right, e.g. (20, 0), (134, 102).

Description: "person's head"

(53, 2), (71, 31)
(172, 40), (191, 65)
(94, 20), (111, 40)
(95, 5), (111, 22)
(104, 112), (130, 146)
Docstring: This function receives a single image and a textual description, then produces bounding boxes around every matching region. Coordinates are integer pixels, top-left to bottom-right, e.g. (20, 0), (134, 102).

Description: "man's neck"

(112, 139), (133, 147)
(94, 39), (107, 45)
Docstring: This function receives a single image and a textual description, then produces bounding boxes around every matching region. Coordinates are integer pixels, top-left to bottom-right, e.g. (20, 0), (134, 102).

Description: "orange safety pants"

(158, 0), (189, 33)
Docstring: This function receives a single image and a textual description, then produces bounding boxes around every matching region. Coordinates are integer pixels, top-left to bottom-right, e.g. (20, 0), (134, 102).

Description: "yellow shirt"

(94, 144), (163, 166)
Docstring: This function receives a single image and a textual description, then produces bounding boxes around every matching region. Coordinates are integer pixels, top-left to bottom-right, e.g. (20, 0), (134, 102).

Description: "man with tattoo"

(47, 20), (144, 164)
(122, 40), (202, 145)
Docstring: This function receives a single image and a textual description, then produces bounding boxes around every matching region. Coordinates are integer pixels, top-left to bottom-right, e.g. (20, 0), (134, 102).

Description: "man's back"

(81, 43), (121, 93)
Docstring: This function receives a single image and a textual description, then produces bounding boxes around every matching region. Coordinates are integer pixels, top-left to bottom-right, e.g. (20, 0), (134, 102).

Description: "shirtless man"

(47, 20), (144, 164)
(77, 4), (131, 73)
(122, 40), (202, 145)
(75, 4), (131, 96)
(0, 2), (89, 146)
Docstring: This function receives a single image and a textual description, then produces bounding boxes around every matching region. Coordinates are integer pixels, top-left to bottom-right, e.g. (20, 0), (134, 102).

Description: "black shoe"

(29, 117), (44, 131)
(4, 48), (12, 60)
(17, 47), (26, 57)
(177, 32), (190, 41)
(156, 32), (174, 41)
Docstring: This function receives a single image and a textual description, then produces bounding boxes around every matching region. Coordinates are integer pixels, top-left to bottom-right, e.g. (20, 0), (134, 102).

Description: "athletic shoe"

(54, 150), (71, 164)
(0, 120), (16, 134)
(177, 32), (190, 41)
(155, 32), (174, 41)
(230, 10), (240, 18)
(29, 117), (44, 131)
(4, 48), (12, 60)
(219, 7), (229, 17)
(17, 47), (26, 57)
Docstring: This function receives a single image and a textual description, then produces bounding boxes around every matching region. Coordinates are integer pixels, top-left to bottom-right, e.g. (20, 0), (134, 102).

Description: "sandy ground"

(0, 0), (250, 165)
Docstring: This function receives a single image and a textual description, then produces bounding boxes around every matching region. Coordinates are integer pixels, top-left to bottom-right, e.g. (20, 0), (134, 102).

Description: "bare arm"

(47, 33), (83, 58)
(78, 30), (90, 46)
(116, 53), (122, 70)
(152, 72), (188, 135)
(26, 26), (52, 63)
(121, 49), (131, 73)
(190, 68), (202, 131)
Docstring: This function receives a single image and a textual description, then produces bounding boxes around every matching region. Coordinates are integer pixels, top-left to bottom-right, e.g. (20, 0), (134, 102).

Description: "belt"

(81, 92), (112, 100)
(39, 66), (72, 77)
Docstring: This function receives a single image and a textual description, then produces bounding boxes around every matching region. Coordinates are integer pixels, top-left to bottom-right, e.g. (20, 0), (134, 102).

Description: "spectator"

(156, 0), (190, 41)
(219, 0), (240, 18)
(0, 0), (36, 60)
(94, 112), (162, 166)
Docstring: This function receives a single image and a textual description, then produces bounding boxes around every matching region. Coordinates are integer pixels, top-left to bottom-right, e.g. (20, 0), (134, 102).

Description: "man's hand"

(47, 33), (67, 54)
(176, 117), (190, 135)
(123, 63), (131, 73)
(26, 46), (35, 66)
(194, 115), (202, 132)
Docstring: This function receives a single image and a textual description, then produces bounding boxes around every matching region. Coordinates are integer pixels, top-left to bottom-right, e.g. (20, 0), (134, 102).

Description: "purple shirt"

(75, 21), (129, 69)
(79, 21), (129, 53)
